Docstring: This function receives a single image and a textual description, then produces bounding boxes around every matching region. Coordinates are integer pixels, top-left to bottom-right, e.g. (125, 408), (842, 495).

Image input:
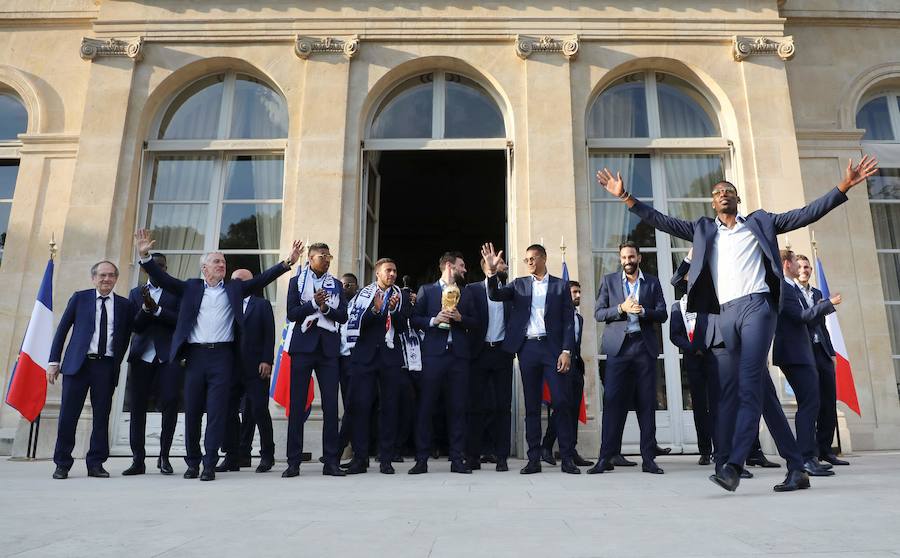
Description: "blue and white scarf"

(296, 264), (342, 333)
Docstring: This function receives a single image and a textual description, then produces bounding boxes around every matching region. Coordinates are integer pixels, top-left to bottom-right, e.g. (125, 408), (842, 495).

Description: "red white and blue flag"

(270, 268), (314, 419)
(5, 259), (54, 422)
(542, 260), (587, 424)
(815, 257), (861, 416)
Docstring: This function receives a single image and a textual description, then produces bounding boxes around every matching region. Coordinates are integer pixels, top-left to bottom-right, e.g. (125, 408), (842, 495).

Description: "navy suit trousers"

(225, 367), (275, 462)
(781, 363), (821, 460)
(415, 353), (469, 462)
(54, 358), (117, 470)
(350, 348), (403, 463)
(519, 338), (574, 462)
(599, 336), (657, 465)
(467, 345), (514, 461)
(542, 367), (584, 454)
(127, 359), (181, 462)
(716, 294), (803, 471)
(814, 344), (838, 457)
(685, 349), (724, 456)
(338, 355), (353, 451)
(183, 345), (233, 470)
(287, 350), (340, 467)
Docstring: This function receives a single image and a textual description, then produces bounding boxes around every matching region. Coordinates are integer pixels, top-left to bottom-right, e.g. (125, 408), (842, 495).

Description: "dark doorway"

(375, 150), (506, 291)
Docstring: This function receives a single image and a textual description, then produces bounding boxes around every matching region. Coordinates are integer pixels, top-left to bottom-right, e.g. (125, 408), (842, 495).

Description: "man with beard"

(465, 255), (514, 472)
(409, 252), (476, 474)
(589, 241), (668, 475)
(481, 242), (579, 474)
(596, 154), (877, 492)
(345, 259), (411, 474)
(795, 254), (848, 467)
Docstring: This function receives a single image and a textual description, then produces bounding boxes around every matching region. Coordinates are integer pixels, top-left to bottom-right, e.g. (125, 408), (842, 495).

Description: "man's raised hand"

(596, 168), (625, 199)
(288, 240), (305, 266)
(134, 229), (155, 258)
(840, 154), (879, 192)
(480, 242), (503, 276)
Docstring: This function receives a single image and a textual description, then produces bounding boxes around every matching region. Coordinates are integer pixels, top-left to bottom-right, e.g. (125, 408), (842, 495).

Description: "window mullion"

(888, 94), (900, 141)
(433, 72), (446, 140)
(209, 151), (227, 253)
(646, 71), (662, 139)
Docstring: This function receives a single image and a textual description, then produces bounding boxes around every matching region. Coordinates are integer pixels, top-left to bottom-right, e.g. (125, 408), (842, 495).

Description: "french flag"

(542, 260), (587, 424)
(269, 276), (314, 419)
(815, 257), (861, 416)
(5, 260), (54, 422)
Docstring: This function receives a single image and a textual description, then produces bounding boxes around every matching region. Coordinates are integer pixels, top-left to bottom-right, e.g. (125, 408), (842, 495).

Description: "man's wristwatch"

(282, 257), (293, 268)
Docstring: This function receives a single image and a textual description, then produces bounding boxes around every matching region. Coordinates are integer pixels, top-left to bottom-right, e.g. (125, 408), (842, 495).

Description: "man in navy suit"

(795, 255), (849, 466)
(134, 229), (303, 481)
(337, 272), (359, 459)
(596, 154), (877, 492)
(284, 242), (348, 478)
(409, 252), (477, 474)
(775, 250), (839, 477)
(345, 258), (411, 475)
(217, 269), (277, 474)
(48, 261), (134, 479)
(541, 280), (594, 468)
(465, 256), (515, 472)
(481, 242), (579, 474)
(590, 241), (668, 475)
(122, 253), (181, 476)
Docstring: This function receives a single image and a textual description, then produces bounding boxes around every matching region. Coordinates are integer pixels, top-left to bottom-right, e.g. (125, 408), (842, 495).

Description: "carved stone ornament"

(294, 35), (359, 60)
(732, 36), (795, 62)
(515, 35), (579, 61)
(80, 37), (144, 61)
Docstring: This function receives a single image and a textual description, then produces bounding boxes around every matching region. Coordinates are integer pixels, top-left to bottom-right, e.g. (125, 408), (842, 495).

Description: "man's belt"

(525, 335), (546, 341)
(86, 354), (113, 360)
(188, 342), (233, 349)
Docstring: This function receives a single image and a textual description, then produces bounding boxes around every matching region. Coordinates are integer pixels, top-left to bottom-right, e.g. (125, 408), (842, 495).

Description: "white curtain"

(657, 84), (716, 138)
(230, 77), (288, 139)
(160, 78), (222, 139)
(589, 81), (647, 138)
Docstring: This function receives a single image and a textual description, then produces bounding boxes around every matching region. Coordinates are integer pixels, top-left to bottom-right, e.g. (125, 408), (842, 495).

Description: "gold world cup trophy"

(439, 284), (461, 330)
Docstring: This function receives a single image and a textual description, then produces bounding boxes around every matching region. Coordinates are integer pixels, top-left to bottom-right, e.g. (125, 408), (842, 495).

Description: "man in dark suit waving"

(134, 229), (303, 481)
(481, 242), (579, 474)
(596, 154), (877, 492)
(123, 253), (181, 476)
(48, 261), (134, 479)
(590, 241), (668, 475)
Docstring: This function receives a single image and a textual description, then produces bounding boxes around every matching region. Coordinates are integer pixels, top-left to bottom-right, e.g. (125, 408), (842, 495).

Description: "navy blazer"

(140, 257), (290, 361)
(465, 280), (512, 358)
(286, 274), (348, 358)
(629, 187), (849, 314)
(594, 271), (667, 357)
(238, 295), (276, 374)
(128, 284), (180, 364)
(669, 301), (721, 353)
(802, 285), (836, 357)
(487, 274), (575, 359)
(411, 281), (477, 359)
(49, 289), (134, 377)
(773, 280), (835, 367)
(572, 312), (585, 374)
(350, 289), (412, 367)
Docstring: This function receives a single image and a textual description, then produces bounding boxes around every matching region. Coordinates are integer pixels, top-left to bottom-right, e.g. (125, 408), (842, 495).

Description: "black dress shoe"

(746, 454), (781, 468)
(519, 460), (542, 474)
(52, 466), (68, 480)
(323, 464), (347, 477)
(392, 455), (404, 463)
(709, 463), (741, 492)
(380, 462), (395, 474)
(495, 459), (509, 472)
(451, 460), (472, 474)
(408, 460), (428, 475)
(214, 459), (240, 473)
(572, 453), (594, 467)
(654, 445), (672, 456)
(256, 459), (274, 473)
(481, 454), (497, 464)
(122, 462), (146, 476)
(467, 457), (482, 470)
(698, 455), (712, 466)
(610, 455), (637, 467)
(803, 459), (835, 477)
(318, 455), (327, 464)
(587, 458), (614, 474)
(282, 465), (300, 478)
(774, 469), (811, 492)
(430, 448), (440, 460)
(540, 447), (557, 466)
(199, 468), (215, 481)
(347, 460), (368, 475)
(157, 456), (174, 475)
(183, 467), (199, 479)
(238, 457), (252, 468)
(560, 459), (581, 474)
(740, 468), (754, 479)
(642, 461), (664, 474)
(821, 453), (849, 466)
(87, 466), (110, 478)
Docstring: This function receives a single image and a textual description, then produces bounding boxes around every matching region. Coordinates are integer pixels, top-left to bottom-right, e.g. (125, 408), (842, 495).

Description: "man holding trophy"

(409, 252), (477, 474)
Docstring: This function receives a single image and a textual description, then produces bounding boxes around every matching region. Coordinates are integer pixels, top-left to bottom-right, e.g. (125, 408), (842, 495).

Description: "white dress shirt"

(526, 274), (549, 337)
(484, 278), (506, 343)
(140, 281), (164, 363)
(89, 289), (115, 357)
(242, 295), (250, 315)
(709, 214), (769, 305)
(622, 270), (644, 334)
(188, 280), (235, 344)
(574, 309), (581, 345)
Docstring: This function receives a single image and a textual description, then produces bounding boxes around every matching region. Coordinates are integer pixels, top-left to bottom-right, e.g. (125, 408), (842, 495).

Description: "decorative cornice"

(80, 37), (143, 61)
(515, 34), (578, 60)
(732, 35), (795, 62)
(294, 35), (359, 60)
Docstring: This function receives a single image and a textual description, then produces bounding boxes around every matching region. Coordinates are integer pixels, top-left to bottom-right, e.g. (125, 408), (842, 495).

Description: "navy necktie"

(98, 296), (109, 357)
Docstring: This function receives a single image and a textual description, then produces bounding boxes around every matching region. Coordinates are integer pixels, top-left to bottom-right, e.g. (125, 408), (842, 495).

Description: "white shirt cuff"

(139, 254), (152, 264)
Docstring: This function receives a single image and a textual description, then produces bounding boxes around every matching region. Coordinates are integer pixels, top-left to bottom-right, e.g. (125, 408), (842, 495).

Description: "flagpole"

(811, 231), (843, 455)
(26, 234), (57, 459)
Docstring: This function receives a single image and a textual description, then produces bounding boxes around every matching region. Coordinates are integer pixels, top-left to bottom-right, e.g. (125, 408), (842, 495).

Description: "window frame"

(0, 89), (25, 268)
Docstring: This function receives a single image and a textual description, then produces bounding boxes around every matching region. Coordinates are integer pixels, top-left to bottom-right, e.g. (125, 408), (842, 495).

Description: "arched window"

(142, 71), (287, 298)
(857, 90), (900, 394)
(587, 70), (729, 433)
(0, 89), (27, 267)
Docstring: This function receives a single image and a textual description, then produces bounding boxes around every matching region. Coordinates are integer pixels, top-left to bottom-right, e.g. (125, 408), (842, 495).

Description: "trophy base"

(437, 323), (451, 330)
